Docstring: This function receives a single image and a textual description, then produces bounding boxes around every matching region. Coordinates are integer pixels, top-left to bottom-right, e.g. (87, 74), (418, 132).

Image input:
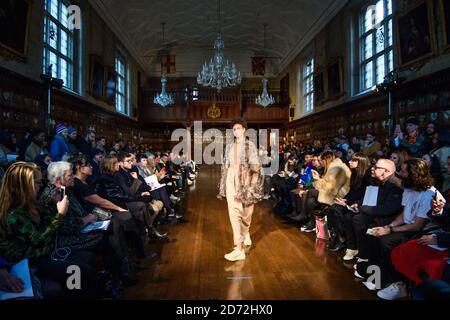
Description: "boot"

(149, 226), (168, 239)
(327, 231), (345, 252)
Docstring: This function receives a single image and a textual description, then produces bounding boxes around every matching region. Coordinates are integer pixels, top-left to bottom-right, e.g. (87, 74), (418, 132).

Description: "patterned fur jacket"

(313, 157), (352, 206)
(218, 140), (264, 206)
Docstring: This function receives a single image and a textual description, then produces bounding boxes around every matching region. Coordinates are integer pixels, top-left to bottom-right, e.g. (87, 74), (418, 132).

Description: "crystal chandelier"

(154, 75), (174, 107)
(197, 0), (241, 92)
(255, 78), (275, 107)
(255, 24), (274, 107)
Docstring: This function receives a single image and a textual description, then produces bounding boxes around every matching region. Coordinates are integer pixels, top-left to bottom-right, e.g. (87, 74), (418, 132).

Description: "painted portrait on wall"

(396, 0), (436, 68)
(0, 0), (31, 59)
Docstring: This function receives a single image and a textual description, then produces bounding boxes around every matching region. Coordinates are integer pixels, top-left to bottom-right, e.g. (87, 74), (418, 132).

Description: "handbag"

(92, 207), (113, 221)
(315, 215), (330, 240)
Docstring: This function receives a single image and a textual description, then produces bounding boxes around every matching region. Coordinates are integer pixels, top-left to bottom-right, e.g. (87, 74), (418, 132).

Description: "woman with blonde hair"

(300, 151), (352, 233)
(0, 162), (97, 298)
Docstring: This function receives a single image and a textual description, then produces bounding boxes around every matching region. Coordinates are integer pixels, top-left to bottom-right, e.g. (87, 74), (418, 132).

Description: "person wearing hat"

(49, 124), (70, 161)
(399, 117), (426, 158)
(67, 127), (79, 154)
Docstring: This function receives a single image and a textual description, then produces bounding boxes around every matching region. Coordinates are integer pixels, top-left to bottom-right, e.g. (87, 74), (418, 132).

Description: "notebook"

(144, 175), (166, 191)
(81, 220), (111, 233)
(0, 259), (34, 300)
(362, 186), (379, 206)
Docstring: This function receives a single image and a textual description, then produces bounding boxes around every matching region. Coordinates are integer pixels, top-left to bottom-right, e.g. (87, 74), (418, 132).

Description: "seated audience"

(0, 162), (97, 299)
(351, 159), (403, 267)
(359, 159), (436, 299)
(94, 155), (167, 239)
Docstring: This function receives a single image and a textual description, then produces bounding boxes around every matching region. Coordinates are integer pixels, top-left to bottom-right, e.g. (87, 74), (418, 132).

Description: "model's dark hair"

(230, 117), (248, 129)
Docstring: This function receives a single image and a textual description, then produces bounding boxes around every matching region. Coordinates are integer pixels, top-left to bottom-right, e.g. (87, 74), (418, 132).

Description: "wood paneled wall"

(0, 67), (149, 146)
(140, 85), (289, 126)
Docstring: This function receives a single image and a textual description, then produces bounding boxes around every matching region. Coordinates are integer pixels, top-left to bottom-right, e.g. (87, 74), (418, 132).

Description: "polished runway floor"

(125, 166), (375, 300)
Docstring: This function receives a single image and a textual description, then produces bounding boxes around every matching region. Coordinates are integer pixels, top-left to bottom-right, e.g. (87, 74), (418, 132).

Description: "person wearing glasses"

(115, 152), (167, 239)
(351, 159), (403, 276)
(71, 155), (153, 267)
(361, 159), (438, 300)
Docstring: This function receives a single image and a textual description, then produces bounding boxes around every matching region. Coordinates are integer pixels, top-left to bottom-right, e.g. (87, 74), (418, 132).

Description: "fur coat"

(313, 158), (352, 205)
(218, 140), (264, 206)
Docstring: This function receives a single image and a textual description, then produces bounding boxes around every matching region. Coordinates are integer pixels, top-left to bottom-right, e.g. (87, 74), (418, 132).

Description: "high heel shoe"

(149, 227), (168, 239)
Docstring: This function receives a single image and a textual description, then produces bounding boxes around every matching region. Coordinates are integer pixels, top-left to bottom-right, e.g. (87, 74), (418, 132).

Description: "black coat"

(345, 172), (372, 205)
(94, 174), (137, 208)
(356, 179), (404, 226)
(115, 169), (153, 201)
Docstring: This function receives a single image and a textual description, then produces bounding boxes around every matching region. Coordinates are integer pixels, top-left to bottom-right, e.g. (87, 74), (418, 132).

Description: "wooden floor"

(125, 166), (375, 300)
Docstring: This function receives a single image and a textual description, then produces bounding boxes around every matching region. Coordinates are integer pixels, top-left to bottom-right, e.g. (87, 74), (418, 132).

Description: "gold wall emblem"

(207, 103), (221, 119)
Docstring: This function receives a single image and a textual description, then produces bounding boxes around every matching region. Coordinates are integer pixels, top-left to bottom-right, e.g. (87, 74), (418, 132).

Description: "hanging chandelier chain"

(197, 0), (241, 92)
(162, 22), (165, 47)
(263, 23), (267, 50)
(218, 0), (221, 34)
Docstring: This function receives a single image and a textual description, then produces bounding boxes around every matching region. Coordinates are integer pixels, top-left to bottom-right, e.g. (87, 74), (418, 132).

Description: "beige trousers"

(226, 167), (254, 246)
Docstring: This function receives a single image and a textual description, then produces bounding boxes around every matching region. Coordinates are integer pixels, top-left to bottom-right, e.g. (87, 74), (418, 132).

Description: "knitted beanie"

(56, 124), (67, 135)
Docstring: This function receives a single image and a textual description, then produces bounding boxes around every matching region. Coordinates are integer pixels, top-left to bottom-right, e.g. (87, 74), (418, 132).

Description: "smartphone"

(60, 186), (66, 201)
(434, 190), (438, 201)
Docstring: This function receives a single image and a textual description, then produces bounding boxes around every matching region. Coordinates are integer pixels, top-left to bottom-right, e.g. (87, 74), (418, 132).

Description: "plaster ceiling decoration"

(91, 0), (347, 77)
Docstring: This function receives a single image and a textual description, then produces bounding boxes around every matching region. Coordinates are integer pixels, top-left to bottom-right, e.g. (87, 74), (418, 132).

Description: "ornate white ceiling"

(90, 0), (347, 77)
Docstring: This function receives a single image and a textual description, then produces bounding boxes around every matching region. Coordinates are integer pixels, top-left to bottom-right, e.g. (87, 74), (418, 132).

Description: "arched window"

(359, 0), (394, 91)
(43, 0), (82, 93)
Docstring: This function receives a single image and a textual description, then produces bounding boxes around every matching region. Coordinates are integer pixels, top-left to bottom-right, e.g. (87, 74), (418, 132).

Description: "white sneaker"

(170, 194), (180, 202)
(362, 281), (378, 291)
(343, 249), (359, 261)
(224, 248), (246, 261)
(377, 282), (408, 300)
(244, 234), (252, 247)
(357, 258), (368, 263)
(263, 194), (271, 200)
